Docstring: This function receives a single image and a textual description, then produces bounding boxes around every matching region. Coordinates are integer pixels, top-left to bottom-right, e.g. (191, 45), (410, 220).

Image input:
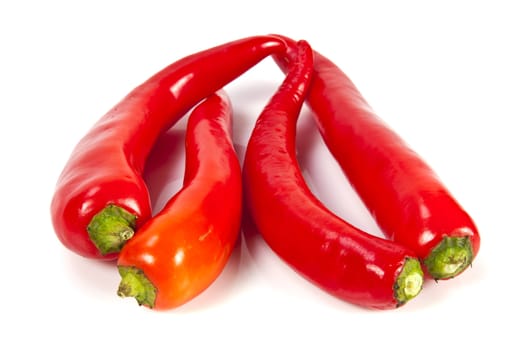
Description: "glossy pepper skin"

(116, 90), (242, 310)
(272, 35), (480, 280)
(50, 35), (286, 260)
(244, 40), (423, 309)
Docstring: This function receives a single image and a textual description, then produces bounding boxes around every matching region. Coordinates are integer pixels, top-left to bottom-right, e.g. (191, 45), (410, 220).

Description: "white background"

(1, 1), (523, 348)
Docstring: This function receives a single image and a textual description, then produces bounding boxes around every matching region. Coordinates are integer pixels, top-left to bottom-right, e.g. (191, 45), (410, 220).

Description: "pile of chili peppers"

(51, 34), (480, 310)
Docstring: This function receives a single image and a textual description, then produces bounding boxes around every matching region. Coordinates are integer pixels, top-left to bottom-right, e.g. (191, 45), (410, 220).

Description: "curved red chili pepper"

(50, 35), (286, 260)
(116, 90), (242, 310)
(272, 35), (480, 280)
(244, 40), (423, 309)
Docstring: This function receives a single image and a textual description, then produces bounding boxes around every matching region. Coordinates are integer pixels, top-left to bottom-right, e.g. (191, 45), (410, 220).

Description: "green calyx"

(394, 258), (424, 307)
(87, 204), (137, 255)
(424, 236), (473, 280)
(117, 266), (157, 308)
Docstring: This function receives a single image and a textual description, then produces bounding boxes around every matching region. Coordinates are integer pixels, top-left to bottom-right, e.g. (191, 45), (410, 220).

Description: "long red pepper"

(117, 90), (241, 310)
(50, 36), (286, 260)
(244, 40), (423, 309)
(272, 35), (480, 279)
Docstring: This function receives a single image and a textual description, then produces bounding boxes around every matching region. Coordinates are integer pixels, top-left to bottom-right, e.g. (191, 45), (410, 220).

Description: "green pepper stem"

(394, 258), (424, 307)
(117, 266), (157, 308)
(424, 236), (473, 280)
(87, 204), (137, 255)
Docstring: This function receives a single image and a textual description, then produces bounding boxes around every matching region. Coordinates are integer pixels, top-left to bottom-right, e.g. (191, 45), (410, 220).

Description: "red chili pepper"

(272, 35), (480, 280)
(244, 40), (423, 309)
(50, 35), (286, 260)
(116, 90), (241, 310)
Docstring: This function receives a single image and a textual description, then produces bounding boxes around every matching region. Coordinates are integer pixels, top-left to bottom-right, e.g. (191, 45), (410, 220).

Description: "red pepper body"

(272, 35), (480, 278)
(244, 41), (422, 309)
(50, 36), (286, 260)
(117, 90), (242, 310)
